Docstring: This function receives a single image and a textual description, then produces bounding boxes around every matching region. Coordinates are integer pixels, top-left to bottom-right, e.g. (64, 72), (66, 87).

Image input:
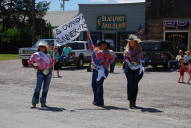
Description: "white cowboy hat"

(38, 40), (48, 49)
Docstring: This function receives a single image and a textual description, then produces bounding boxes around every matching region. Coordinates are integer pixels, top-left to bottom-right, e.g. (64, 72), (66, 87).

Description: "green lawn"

(116, 62), (123, 66)
(0, 54), (19, 60)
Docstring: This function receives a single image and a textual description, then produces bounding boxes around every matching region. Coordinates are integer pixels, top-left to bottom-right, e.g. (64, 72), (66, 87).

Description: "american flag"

(86, 32), (95, 52)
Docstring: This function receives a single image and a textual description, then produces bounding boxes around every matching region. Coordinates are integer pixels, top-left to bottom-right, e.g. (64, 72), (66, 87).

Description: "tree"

(0, 0), (52, 53)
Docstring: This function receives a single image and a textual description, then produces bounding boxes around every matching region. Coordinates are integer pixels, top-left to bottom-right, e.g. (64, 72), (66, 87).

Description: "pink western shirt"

(28, 52), (53, 70)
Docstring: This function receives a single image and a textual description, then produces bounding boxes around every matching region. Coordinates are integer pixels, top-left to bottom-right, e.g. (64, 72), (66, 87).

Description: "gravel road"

(0, 60), (191, 128)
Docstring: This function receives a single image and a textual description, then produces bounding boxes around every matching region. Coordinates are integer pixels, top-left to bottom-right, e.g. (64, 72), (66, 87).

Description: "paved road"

(0, 60), (191, 128)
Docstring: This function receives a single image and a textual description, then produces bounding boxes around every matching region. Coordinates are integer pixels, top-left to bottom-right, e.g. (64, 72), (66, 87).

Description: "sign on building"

(97, 15), (126, 30)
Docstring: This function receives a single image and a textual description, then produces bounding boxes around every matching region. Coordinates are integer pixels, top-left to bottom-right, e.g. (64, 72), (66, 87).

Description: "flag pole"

(88, 31), (94, 48)
(86, 28), (94, 52)
(86, 30), (94, 72)
(52, 31), (56, 78)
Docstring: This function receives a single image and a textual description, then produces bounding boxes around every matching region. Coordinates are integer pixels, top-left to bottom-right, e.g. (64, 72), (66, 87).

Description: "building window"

(165, 31), (189, 51)
(84, 32), (102, 46)
(117, 31), (136, 52)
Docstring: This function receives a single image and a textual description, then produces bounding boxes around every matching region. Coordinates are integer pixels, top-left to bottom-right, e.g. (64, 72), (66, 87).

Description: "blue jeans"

(32, 70), (52, 104)
(91, 69), (109, 105)
(124, 66), (143, 102)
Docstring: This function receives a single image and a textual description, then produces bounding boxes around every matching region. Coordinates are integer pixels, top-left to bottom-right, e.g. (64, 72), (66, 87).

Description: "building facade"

(146, 0), (191, 51)
(79, 3), (145, 52)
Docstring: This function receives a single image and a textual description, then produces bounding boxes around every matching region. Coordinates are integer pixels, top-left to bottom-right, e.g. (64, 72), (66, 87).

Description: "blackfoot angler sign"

(97, 15), (126, 30)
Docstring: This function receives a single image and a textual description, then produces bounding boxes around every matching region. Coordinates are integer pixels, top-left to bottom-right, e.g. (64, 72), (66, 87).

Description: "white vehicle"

(19, 39), (92, 68)
(63, 41), (92, 68)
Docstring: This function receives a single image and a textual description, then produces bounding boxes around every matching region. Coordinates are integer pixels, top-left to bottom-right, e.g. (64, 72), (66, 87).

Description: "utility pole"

(60, 0), (69, 11)
(31, 0), (35, 44)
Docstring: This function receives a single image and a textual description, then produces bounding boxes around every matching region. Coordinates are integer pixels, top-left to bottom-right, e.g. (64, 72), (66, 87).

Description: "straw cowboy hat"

(126, 34), (142, 43)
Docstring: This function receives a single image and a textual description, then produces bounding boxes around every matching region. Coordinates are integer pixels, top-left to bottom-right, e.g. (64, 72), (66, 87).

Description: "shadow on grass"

(101, 105), (128, 110)
(37, 106), (66, 112)
(59, 66), (88, 71)
(135, 106), (163, 113)
(32, 105), (162, 113)
(75, 105), (128, 111)
(145, 67), (176, 73)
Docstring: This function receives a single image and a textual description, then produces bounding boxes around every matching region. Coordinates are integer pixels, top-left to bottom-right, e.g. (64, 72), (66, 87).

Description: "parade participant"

(62, 44), (72, 57)
(178, 59), (185, 83)
(109, 50), (116, 73)
(54, 47), (62, 78)
(48, 45), (54, 56)
(91, 41), (114, 106)
(184, 51), (191, 64)
(176, 50), (184, 62)
(187, 60), (191, 85)
(124, 38), (144, 109)
(62, 44), (72, 63)
(28, 41), (54, 108)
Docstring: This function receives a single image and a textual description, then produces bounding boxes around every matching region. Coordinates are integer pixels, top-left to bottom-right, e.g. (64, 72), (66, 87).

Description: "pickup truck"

(140, 40), (177, 69)
(19, 39), (92, 68)
(63, 41), (92, 68)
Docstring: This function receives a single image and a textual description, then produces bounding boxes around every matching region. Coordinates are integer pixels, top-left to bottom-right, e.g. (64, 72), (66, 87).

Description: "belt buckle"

(42, 69), (50, 75)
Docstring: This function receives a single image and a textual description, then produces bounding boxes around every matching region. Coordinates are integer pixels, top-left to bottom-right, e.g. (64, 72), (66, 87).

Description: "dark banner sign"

(97, 15), (126, 30)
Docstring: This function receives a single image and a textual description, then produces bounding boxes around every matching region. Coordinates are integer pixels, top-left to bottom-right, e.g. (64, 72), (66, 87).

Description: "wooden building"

(146, 0), (191, 51)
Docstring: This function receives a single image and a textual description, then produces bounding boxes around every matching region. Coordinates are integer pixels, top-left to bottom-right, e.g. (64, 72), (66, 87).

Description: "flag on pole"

(54, 13), (88, 46)
(136, 24), (144, 37)
(86, 32), (95, 52)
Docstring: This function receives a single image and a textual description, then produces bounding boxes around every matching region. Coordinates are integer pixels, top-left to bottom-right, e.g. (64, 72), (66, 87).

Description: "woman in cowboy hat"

(28, 40), (54, 108)
(53, 46), (62, 78)
(91, 41), (114, 106)
(123, 36), (144, 109)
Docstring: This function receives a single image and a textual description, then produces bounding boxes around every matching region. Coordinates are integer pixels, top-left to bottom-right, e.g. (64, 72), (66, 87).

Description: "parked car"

(140, 40), (177, 69)
(19, 39), (92, 68)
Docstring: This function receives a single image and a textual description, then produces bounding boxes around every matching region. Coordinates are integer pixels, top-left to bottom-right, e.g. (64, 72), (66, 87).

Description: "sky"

(37, 0), (145, 11)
